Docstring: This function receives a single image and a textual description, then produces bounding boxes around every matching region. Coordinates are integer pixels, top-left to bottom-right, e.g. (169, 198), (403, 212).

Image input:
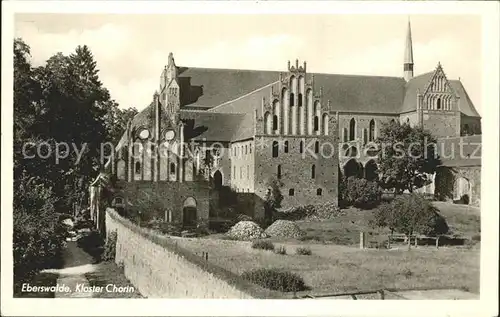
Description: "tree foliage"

(375, 120), (441, 194)
(13, 38), (137, 285)
(344, 177), (382, 209)
(374, 194), (449, 241)
(264, 177), (284, 224)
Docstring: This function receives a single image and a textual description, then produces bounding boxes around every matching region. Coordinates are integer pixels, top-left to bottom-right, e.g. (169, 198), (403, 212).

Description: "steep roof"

(401, 72), (481, 117)
(179, 66), (407, 114)
(180, 110), (254, 142)
(177, 67), (279, 109)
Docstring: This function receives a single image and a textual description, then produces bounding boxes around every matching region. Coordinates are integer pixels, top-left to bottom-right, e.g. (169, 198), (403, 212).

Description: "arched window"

(272, 141), (279, 157)
(135, 162), (141, 174)
(290, 93), (295, 107)
(298, 93), (303, 107)
(349, 118), (356, 141)
(314, 116), (319, 131)
(311, 165), (316, 179)
(264, 111), (272, 134)
(277, 165), (282, 179)
(273, 115), (278, 131)
(322, 114), (329, 135)
(316, 188), (322, 196)
(284, 141), (289, 153)
(245, 145), (248, 155)
(170, 162), (176, 174)
(315, 141), (319, 153)
(369, 119), (375, 141)
(289, 188), (295, 196)
(300, 141), (304, 153)
(437, 98), (441, 110)
(343, 128), (348, 142)
(363, 129), (368, 145)
(249, 144), (252, 154)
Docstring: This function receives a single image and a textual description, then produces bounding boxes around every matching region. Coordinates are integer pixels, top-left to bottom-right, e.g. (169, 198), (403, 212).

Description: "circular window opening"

(138, 129), (150, 139)
(165, 130), (175, 141)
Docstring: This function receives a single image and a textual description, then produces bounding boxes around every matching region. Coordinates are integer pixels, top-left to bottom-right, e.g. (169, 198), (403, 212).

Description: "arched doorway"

(364, 160), (378, 181)
(213, 170), (223, 189)
(343, 159), (362, 179)
(454, 177), (471, 204)
(183, 197), (197, 228)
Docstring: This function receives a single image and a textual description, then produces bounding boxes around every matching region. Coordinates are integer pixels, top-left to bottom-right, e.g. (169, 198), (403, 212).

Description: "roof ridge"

(208, 80), (279, 112)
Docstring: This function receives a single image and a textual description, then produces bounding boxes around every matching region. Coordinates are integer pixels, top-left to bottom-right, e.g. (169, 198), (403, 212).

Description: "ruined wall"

(435, 166), (481, 206)
(112, 181), (210, 222)
(105, 208), (283, 298)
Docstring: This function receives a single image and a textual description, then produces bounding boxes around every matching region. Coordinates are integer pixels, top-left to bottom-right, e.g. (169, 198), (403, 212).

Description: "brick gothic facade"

(97, 21), (482, 226)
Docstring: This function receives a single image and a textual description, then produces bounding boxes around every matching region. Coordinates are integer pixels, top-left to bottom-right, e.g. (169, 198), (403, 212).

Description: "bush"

(296, 247), (312, 255)
(102, 231), (117, 262)
(274, 246), (287, 255)
(251, 240), (274, 251)
(345, 177), (382, 209)
(76, 230), (104, 261)
(241, 268), (307, 292)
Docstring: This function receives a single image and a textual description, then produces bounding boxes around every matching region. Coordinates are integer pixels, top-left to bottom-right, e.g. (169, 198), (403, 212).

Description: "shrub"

(76, 230), (104, 261)
(251, 240), (274, 251)
(102, 231), (117, 262)
(345, 177), (382, 209)
(274, 246), (287, 255)
(296, 247), (312, 255)
(241, 268), (307, 292)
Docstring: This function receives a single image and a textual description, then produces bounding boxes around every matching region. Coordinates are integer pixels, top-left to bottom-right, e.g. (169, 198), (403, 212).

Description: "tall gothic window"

(299, 141), (304, 153)
(349, 118), (356, 141)
(437, 98), (442, 110)
(363, 129), (368, 145)
(277, 165), (282, 179)
(369, 119), (375, 141)
(272, 141), (279, 158)
(314, 116), (319, 131)
(284, 141), (289, 153)
(290, 93), (295, 107)
(298, 93), (303, 107)
(273, 115), (278, 131)
(135, 162), (141, 174)
(315, 141), (319, 154)
(311, 165), (316, 179)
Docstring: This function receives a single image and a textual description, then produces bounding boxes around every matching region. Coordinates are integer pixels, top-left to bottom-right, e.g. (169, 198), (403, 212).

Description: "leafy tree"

(345, 177), (382, 209)
(375, 120), (440, 194)
(374, 194), (449, 249)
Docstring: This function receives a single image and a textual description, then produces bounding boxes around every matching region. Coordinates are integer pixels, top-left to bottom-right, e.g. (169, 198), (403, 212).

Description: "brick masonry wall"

(229, 140), (255, 193)
(113, 181), (210, 222)
(422, 110), (459, 138)
(105, 208), (283, 298)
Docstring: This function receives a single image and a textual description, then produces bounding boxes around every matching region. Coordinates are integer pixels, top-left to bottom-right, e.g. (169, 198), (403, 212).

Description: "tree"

(345, 177), (382, 209)
(374, 194), (449, 249)
(375, 120), (440, 194)
(264, 177), (284, 225)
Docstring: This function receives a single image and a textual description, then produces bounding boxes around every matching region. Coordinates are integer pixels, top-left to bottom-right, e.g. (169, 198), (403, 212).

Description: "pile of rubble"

(226, 221), (268, 240)
(264, 220), (305, 239)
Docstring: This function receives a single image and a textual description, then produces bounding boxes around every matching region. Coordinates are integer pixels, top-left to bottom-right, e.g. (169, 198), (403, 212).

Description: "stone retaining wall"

(105, 208), (283, 299)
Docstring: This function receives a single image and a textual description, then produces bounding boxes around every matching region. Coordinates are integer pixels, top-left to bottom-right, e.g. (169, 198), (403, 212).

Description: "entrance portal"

(182, 197), (197, 228)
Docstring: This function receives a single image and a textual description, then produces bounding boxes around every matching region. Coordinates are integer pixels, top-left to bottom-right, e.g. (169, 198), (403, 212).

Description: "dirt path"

(42, 241), (141, 298)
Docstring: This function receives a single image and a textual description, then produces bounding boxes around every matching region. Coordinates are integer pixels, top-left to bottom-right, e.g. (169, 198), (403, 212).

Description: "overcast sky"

(14, 14), (482, 115)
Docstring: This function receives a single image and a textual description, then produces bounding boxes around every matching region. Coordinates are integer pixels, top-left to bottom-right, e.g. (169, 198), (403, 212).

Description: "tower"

(404, 19), (414, 82)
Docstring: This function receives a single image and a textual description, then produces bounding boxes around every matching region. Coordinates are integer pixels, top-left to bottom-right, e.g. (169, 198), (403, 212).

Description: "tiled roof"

(450, 80), (481, 117)
(437, 135), (481, 167)
(179, 66), (407, 114)
(314, 73), (406, 113)
(180, 110), (254, 142)
(177, 67), (279, 108)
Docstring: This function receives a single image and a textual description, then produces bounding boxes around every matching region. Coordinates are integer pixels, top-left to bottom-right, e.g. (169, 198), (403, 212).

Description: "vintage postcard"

(1, 1), (498, 316)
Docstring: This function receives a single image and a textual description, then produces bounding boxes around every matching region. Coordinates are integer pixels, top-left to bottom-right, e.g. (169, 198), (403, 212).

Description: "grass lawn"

(174, 237), (480, 295)
(180, 202), (480, 296)
(290, 202), (480, 246)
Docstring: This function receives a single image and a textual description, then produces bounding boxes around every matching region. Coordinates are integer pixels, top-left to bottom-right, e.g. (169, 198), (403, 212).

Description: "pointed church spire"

(404, 18), (414, 82)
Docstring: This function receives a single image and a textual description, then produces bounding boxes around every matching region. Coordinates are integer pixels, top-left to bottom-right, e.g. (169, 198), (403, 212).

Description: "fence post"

(436, 237), (440, 249)
(378, 290), (385, 300)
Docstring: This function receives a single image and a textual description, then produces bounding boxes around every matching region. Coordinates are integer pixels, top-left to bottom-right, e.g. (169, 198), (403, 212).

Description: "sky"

(14, 14), (482, 115)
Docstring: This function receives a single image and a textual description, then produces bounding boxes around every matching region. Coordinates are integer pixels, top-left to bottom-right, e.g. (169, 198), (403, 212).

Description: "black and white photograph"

(2, 1), (498, 316)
